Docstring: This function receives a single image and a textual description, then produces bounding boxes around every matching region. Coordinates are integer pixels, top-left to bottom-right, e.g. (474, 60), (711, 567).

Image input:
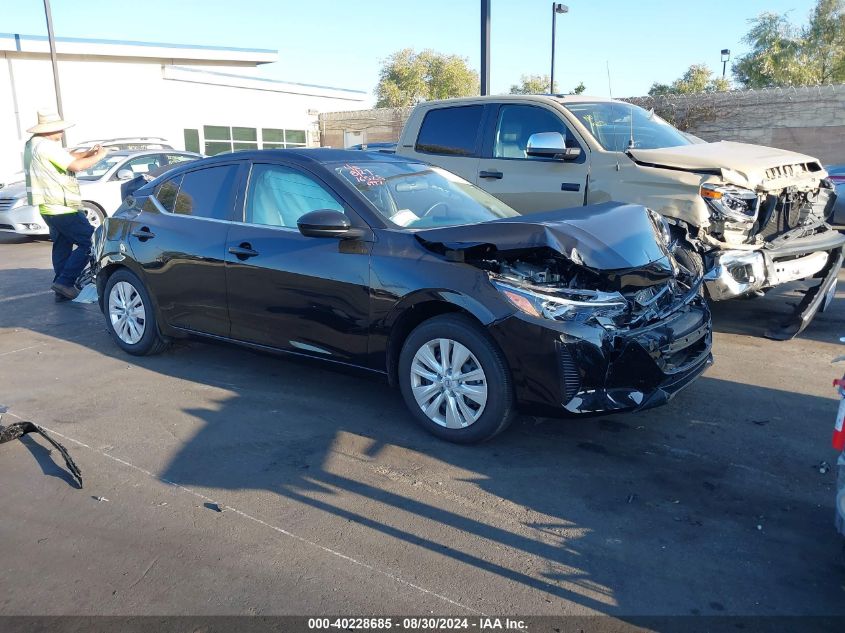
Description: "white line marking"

(2, 411), (484, 615)
(0, 290), (53, 303)
(0, 344), (43, 357)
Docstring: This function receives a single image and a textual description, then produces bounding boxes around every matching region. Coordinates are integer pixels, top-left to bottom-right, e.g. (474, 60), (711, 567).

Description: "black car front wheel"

(103, 269), (168, 356)
(398, 314), (514, 443)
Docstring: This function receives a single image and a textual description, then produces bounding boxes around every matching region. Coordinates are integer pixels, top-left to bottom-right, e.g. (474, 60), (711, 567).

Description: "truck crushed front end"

(699, 163), (844, 339)
(628, 142), (845, 339)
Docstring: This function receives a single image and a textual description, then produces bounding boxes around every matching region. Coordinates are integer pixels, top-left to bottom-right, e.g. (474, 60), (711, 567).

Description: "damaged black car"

(93, 150), (712, 443)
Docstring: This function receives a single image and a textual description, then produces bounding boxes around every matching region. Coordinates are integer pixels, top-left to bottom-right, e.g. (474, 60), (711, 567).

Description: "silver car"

(0, 149), (199, 236)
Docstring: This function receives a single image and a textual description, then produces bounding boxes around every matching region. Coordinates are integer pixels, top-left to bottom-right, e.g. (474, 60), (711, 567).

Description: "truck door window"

(415, 105), (484, 156)
(493, 105), (580, 160)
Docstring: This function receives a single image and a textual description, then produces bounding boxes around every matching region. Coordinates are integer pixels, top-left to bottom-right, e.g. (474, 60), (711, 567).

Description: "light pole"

(550, 3), (569, 94)
(481, 0), (491, 95)
(43, 0), (66, 146)
(721, 48), (731, 79)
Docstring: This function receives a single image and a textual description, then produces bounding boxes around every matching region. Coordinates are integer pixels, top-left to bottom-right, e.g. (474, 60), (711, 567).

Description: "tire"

(103, 269), (168, 356)
(81, 202), (105, 229)
(398, 314), (514, 444)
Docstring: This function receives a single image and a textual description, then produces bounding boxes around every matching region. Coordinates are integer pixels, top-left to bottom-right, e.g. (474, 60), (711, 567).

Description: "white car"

(0, 149), (199, 235)
(70, 136), (174, 153)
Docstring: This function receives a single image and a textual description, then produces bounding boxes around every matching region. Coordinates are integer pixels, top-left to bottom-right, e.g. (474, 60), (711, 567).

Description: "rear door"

(127, 161), (244, 337)
(407, 104), (485, 183)
(224, 161), (372, 365)
(476, 103), (588, 212)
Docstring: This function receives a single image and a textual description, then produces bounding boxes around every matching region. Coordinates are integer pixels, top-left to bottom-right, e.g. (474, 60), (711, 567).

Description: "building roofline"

(164, 66), (367, 101)
(169, 66), (367, 95)
(0, 32), (277, 64)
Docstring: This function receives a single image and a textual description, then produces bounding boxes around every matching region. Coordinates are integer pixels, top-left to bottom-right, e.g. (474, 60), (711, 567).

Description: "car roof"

(408, 94), (617, 109)
(132, 149), (416, 199)
(182, 148), (413, 168)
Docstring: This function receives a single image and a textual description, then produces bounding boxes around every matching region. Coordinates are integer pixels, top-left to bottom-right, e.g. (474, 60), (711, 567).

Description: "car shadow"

(1, 265), (844, 616)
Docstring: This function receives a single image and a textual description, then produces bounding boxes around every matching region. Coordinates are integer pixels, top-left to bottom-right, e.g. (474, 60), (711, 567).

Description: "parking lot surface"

(1, 232), (844, 618)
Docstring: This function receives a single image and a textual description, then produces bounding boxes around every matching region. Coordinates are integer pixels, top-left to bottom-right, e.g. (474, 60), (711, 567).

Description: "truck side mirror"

(526, 132), (581, 161)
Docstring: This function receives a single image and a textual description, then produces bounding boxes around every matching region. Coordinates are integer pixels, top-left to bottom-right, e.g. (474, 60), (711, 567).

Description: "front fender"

(383, 288), (504, 330)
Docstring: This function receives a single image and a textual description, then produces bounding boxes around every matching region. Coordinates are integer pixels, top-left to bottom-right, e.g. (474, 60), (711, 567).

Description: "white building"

(0, 32), (369, 178)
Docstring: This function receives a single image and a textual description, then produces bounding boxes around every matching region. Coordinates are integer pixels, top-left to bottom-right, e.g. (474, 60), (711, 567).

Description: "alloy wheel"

(410, 338), (488, 429)
(82, 206), (103, 228)
(108, 281), (146, 345)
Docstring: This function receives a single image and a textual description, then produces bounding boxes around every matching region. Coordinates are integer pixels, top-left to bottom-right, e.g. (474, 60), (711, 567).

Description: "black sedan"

(93, 150), (712, 443)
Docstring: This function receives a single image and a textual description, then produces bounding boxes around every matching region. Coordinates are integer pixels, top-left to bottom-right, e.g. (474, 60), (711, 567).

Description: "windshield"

(563, 101), (692, 151)
(75, 155), (124, 180)
(334, 161), (519, 228)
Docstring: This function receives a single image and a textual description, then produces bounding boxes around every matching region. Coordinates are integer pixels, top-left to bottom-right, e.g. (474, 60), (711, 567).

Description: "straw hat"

(26, 110), (74, 134)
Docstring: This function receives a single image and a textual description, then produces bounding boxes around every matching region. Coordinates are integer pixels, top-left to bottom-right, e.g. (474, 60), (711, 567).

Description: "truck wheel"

(674, 243), (704, 280)
(398, 314), (514, 444)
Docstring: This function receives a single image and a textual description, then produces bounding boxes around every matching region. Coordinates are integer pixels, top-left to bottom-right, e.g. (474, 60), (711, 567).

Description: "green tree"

(508, 75), (586, 94)
(648, 64), (730, 96)
(509, 74), (554, 94)
(375, 49), (478, 107)
(733, 0), (845, 87)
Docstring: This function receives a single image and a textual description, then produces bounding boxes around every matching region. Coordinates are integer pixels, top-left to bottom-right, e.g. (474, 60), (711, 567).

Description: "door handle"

(228, 243), (259, 260)
(479, 170), (503, 180)
(130, 226), (155, 240)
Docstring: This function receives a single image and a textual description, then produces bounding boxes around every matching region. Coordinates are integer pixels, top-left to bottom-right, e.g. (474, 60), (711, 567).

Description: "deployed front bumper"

(488, 297), (712, 417)
(0, 203), (49, 236)
(704, 228), (845, 301)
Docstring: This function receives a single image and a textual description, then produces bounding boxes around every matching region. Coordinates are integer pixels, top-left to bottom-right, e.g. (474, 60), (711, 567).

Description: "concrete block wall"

(319, 85), (845, 165)
(627, 85), (845, 165)
(318, 107), (413, 148)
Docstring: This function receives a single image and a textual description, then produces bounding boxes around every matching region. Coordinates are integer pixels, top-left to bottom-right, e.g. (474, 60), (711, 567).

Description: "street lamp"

(550, 3), (569, 94)
(721, 48), (731, 79)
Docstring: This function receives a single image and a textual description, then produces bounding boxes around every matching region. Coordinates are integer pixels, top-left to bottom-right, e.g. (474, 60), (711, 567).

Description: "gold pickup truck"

(395, 95), (844, 339)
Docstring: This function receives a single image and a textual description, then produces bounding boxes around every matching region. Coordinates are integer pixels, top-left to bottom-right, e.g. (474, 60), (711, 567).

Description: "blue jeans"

(43, 211), (94, 287)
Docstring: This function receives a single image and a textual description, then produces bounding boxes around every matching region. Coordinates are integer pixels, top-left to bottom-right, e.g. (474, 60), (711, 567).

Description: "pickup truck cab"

(396, 95), (844, 339)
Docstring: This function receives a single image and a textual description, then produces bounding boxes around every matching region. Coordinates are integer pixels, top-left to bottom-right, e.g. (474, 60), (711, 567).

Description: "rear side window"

(172, 165), (239, 220)
(415, 105), (483, 156)
(154, 175), (182, 213)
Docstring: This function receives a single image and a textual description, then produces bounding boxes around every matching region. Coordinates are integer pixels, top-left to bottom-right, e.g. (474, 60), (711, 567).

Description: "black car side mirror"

(297, 209), (362, 239)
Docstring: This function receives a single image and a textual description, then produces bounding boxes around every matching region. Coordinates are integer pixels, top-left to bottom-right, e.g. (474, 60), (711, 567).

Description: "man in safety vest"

(24, 110), (108, 301)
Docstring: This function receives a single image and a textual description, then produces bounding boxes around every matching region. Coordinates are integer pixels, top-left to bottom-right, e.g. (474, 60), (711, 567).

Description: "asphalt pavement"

(1, 232), (844, 622)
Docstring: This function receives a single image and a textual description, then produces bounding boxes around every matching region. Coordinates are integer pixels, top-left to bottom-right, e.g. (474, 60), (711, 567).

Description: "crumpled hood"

(415, 202), (670, 272)
(628, 141), (824, 184)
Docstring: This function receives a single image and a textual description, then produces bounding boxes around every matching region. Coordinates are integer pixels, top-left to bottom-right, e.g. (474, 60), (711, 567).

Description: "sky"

(3, 0), (820, 104)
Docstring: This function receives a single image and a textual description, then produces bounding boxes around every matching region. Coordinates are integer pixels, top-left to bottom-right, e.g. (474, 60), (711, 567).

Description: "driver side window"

(493, 105), (578, 160)
(244, 164), (344, 228)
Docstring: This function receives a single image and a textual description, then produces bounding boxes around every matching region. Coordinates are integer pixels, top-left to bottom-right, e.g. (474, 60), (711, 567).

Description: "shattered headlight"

(648, 208), (672, 246)
(700, 183), (759, 223)
(492, 280), (628, 326)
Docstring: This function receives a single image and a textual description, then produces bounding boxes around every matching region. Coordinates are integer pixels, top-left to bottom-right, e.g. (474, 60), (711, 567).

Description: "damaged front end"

(699, 168), (845, 339)
(416, 203), (712, 417)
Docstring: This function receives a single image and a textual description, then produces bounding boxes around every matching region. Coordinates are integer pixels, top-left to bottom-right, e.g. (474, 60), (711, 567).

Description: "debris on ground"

(0, 409), (83, 488)
(817, 460), (831, 474)
(93, 496), (109, 503)
(205, 502), (223, 513)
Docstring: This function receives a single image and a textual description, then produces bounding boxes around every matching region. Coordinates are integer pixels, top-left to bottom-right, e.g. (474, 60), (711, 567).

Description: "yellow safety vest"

(24, 137), (82, 215)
